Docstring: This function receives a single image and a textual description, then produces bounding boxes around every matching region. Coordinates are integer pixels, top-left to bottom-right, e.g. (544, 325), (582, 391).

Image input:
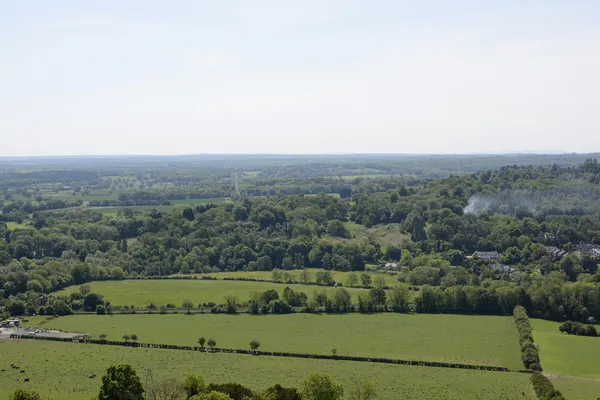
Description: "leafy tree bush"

(206, 383), (253, 400)
(262, 385), (302, 400)
(559, 320), (598, 337)
(98, 364), (144, 400)
(189, 392), (231, 400)
(269, 299), (293, 314)
(9, 389), (45, 400)
(300, 373), (343, 400)
(183, 374), (206, 398)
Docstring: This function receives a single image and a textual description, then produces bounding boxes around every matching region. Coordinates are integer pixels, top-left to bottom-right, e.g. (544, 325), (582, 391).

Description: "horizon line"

(0, 151), (597, 159)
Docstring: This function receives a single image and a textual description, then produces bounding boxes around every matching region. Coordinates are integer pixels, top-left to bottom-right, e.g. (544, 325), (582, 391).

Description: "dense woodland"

(1, 155), (600, 323)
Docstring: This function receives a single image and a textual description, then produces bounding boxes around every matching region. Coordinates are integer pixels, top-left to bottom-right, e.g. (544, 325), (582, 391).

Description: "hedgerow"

(530, 372), (565, 400)
(513, 306), (541, 371)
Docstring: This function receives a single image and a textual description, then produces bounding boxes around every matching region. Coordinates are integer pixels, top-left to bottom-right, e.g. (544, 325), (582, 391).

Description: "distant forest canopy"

(1, 155), (600, 322)
(1, 152), (599, 175)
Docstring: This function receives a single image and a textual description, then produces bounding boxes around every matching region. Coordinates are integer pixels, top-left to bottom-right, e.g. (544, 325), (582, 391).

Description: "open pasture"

(5, 221), (30, 230)
(36, 313), (522, 369)
(188, 268), (400, 287)
(0, 339), (534, 400)
(531, 319), (600, 379)
(551, 378), (600, 400)
(88, 197), (231, 216)
(55, 279), (375, 307)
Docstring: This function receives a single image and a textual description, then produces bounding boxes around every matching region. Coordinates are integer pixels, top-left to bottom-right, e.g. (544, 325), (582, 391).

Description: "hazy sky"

(1, 1), (599, 156)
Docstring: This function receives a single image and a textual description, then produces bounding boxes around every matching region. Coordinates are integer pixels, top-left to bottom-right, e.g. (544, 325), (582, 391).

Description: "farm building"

(384, 262), (399, 270)
(472, 251), (501, 261)
(490, 263), (514, 274)
(575, 244), (600, 259)
(544, 246), (569, 260)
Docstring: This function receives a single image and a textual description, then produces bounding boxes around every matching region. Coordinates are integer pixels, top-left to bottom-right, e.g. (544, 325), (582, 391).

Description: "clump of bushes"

(559, 320), (598, 337)
(513, 306), (541, 371)
(530, 372), (565, 400)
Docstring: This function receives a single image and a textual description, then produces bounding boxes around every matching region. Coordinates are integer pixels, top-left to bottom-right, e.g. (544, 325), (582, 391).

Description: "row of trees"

(513, 306), (541, 371)
(39, 363), (373, 400)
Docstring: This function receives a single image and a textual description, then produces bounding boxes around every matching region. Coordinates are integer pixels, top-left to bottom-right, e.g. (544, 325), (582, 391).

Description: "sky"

(1, 1), (599, 156)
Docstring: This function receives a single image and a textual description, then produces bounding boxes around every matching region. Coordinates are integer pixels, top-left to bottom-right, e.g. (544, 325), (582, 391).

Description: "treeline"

(1, 199), (82, 222)
(118, 187), (231, 201)
(87, 199), (172, 207)
(241, 178), (353, 198)
(513, 306), (541, 371)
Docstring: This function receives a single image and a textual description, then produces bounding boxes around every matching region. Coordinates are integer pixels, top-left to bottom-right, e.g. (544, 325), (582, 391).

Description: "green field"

(0, 339), (534, 400)
(89, 206), (177, 216)
(189, 268), (400, 287)
(87, 197), (231, 216)
(531, 319), (600, 379)
(551, 378), (600, 400)
(170, 198), (230, 205)
(5, 221), (30, 230)
(32, 313), (522, 369)
(325, 222), (409, 247)
(55, 279), (376, 307)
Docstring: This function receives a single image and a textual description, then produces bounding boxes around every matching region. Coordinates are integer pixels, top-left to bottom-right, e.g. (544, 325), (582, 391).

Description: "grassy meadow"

(0, 339), (534, 400)
(531, 319), (600, 379)
(55, 279), (379, 307)
(89, 197), (231, 216)
(5, 221), (30, 230)
(31, 313), (522, 369)
(187, 268), (401, 287)
(325, 222), (409, 247)
(551, 378), (600, 400)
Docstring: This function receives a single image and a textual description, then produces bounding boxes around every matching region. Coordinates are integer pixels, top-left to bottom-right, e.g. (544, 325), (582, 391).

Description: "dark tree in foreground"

(198, 337), (206, 348)
(249, 340), (260, 351)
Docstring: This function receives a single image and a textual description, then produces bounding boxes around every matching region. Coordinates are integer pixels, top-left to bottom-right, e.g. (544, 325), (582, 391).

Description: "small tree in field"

(250, 340), (260, 351)
(130, 333), (138, 342)
(182, 299), (194, 314)
(348, 380), (377, 400)
(123, 334), (130, 342)
(207, 338), (216, 350)
(198, 337), (206, 348)
(99, 333), (107, 342)
(331, 348), (337, 356)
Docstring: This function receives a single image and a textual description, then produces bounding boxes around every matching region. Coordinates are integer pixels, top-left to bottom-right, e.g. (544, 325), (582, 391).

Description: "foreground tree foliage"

(347, 381), (377, 400)
(98, 364), (144, 400)
(300, 373), (344, 400)
(9, 390), (46, 400)
(189, 392), (232, 400)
